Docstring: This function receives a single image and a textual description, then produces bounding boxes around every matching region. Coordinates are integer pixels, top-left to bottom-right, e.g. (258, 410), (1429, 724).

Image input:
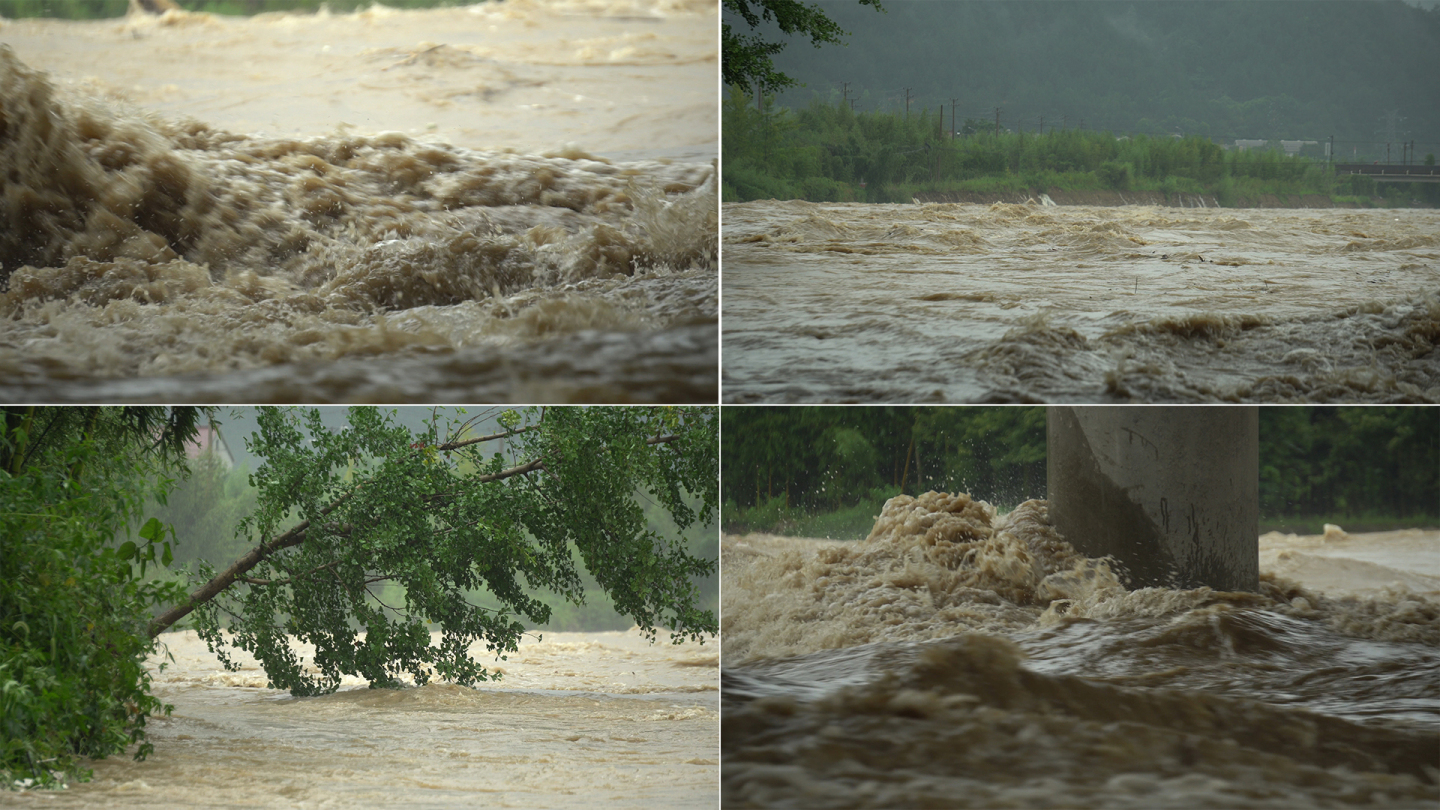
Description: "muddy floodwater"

(0, 1), (717, 402)
(721, 200), (1439, 403)
(3, 627), (717, 808)
(721, 493), (1440, 808)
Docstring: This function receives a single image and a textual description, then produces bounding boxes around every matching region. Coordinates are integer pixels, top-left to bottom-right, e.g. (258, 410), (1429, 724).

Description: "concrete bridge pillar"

(1046, 407), (1258, 592)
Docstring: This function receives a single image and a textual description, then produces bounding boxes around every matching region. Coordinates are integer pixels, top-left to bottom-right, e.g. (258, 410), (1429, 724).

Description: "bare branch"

(435, 424), (539, 452)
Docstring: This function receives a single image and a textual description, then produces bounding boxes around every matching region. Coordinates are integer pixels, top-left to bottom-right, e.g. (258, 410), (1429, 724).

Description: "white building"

(186, 425), (234, 470)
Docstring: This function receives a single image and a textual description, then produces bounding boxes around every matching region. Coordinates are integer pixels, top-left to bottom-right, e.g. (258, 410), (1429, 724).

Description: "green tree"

(155, 406), (718, 696)
(2, 407), (210, 787)
(723, 0), (885, 96)
(145, 455), (259, 572)
(4, 406), (717, 787)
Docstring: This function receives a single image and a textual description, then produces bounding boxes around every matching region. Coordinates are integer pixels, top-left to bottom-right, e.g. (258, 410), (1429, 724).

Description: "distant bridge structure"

(1334, 163), (1440, 183)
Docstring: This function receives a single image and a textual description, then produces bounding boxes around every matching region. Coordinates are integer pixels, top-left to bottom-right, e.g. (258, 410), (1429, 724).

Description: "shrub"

(723, 163), (796, 202)
(1097, 161), (1133, 190)
(1, 442), (186, 788)
(797, 176), (851, 202)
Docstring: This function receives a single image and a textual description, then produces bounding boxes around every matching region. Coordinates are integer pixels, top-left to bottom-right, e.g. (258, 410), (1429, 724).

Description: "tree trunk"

(899, 436), (914, 495)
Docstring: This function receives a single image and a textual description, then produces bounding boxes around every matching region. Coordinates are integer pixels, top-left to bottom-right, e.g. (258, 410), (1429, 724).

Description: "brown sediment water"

(721, 200), (1440, 403)
(0, 1), (717, 402)
(721, 493), (1440, 808)
(2, 628), (718, 808)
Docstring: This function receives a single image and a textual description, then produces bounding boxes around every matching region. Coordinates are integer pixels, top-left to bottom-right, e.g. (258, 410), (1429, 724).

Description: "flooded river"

(0, 1), (717, 402)
(721, 200), (1439, 403)
(4, 627), (718, 808)
(721, 493), (1440, 808)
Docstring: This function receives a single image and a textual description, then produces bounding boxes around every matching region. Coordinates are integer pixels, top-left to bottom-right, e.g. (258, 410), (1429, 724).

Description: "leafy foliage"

(722, 97), (1338, 204)
(724, 407), (1438, 536)
(1, 408), (203, 787)
(144, 454), (260, 572)
(1259, 407), (1438, 522)
(722, 406), (1046, 518)
(186, 407), (718, 697)
(723, 0), (885, 95)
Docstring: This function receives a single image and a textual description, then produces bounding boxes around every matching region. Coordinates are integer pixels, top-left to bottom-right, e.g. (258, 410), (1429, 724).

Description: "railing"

(1333, 164), (1440, 183)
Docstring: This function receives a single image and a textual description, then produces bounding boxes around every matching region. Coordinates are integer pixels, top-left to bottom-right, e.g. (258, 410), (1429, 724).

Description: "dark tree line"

(1259, 407), (1438, 520)
(722, 407), (1046, 512)
(722, 407), (1437, 521)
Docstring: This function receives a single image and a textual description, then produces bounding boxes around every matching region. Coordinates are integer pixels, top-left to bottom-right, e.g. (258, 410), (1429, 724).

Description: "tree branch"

(436, 424), (539, 452)
(147, 489), (357, 637)
(148, 433), (682, 639)
(237, 560), (340, 588)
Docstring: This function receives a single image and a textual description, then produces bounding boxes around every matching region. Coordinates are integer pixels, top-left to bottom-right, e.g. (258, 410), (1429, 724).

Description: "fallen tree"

(165, 406), (718, 696)
(2, 405), (717, 787)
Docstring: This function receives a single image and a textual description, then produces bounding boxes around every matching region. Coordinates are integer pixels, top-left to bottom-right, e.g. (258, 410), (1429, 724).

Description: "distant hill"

(750, 0), (1440, 155)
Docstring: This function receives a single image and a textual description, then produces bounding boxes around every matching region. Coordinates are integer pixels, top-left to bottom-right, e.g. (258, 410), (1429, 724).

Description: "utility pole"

(841, 81), (850, 108)
(951, 97), (958, 139)
(1376, 110), (1404, 161)
(994, 107), (1000, 138)
(904, 87), (913, 120)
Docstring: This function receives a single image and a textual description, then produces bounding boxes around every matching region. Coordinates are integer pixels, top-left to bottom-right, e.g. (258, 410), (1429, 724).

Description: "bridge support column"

(1046, 407), (1258, 591)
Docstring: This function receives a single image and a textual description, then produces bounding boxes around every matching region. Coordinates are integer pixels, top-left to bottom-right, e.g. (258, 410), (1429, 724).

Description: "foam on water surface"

(722, 493), (1440, 808)
(722, 200), (1440, 403)
(0, 1), (717, 401)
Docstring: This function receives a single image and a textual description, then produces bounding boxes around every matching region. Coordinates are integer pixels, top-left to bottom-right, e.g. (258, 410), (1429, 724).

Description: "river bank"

(911, 188), (1433, 209)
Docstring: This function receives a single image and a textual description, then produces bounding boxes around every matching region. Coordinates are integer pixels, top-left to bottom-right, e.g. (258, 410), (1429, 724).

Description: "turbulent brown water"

(721, 200), (1440, 403)
(2, 628), (718, 808)
(0, 1), (718, 402)
(721, 493), (1440, 808)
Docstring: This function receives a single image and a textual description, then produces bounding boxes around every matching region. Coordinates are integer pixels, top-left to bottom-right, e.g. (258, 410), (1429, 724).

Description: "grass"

(723, 492), (1027, 542)
(1259, 514), (1438, 536)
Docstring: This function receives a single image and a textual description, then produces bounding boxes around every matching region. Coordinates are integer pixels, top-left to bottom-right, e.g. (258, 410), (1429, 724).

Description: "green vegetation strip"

(723, 94), (1439, 207)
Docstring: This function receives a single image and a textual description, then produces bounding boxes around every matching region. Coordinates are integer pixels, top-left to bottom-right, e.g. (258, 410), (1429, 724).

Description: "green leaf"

(117, 541), (137, 561)
(138, 517), (164, 542)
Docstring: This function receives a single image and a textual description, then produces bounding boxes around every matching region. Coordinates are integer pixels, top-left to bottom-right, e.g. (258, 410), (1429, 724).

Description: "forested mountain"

(745, 0), (1440, 151)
